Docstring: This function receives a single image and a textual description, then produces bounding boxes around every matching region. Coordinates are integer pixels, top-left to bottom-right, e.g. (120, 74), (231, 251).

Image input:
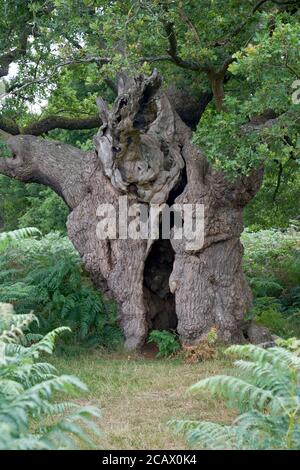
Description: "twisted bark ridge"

(93, 70), (184, 204)
(0, 72), (265, 349)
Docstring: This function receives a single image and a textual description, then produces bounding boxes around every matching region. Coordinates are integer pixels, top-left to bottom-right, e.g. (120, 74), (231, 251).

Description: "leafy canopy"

(0, 1), (299, 225)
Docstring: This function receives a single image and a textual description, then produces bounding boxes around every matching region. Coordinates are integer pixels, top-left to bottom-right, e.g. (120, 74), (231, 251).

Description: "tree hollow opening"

(143, 238), (177, 331)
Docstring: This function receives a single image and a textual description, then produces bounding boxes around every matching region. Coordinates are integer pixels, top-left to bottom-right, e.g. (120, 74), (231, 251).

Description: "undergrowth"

(0, 302), (101, 449)
(242, 225), (300, 337)
(0, 231), (123, 349)
(173, 343), (300, 450)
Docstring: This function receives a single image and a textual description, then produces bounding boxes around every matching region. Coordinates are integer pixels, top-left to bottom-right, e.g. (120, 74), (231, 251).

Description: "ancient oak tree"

(1, 1), (299, 348)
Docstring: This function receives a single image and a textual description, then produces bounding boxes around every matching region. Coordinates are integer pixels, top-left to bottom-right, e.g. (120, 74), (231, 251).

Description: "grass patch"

(50, 350), (235, 449)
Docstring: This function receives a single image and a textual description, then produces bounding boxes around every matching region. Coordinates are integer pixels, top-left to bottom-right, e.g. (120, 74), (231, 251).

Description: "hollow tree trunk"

(0, 71), (264, 349)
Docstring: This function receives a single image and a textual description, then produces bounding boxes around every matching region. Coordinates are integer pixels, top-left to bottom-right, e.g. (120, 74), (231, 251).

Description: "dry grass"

(50, 350), (236, 450)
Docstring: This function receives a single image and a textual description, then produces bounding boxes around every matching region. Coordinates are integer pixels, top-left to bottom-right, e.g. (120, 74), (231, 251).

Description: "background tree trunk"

(0, 72), (264, 349)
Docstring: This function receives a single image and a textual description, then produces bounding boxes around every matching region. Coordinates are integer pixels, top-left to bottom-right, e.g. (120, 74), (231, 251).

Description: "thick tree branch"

(207, 72), (227, 112)
(0, 117), (20, 135)
(166, 88), (213, 129)
(22, 115), (102, 136)
(241, 110), (280, 133)
(0, 135), (92, 209)
(0, 114), (102, 137)
(163, 21), (211, 73)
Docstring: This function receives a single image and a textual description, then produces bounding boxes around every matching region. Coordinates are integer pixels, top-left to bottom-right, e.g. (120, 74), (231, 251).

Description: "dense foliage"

(0, 226), (41, 251)
(0, 302), (100, 450)
(242, 225), (300, 337)
(0, 176), (68, 233)
(0, 230), (123, 349)
(174, 343), (300, 450)
(0, 1), (299, 230)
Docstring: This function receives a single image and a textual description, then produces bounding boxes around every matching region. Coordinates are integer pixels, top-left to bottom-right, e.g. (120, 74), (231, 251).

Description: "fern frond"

(226, 344), (300, 369)
(176, 343), (300, 449)
(172, 419), (239, 449)
(0, 305), (101, 449)
(7, 362), (58, 387)
(24, 327), (71, 357)
(190, 375), (278, 411)
(0, 227), (41, 244)
(234, 360), (291, 395)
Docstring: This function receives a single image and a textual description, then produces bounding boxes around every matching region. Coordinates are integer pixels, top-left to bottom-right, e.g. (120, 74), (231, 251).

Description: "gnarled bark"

(0, 72), (264, 349)
(169, 138), (263, 344)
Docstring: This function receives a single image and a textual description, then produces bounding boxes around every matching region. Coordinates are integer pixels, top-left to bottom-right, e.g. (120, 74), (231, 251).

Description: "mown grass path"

(50, 351), (235, 449)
